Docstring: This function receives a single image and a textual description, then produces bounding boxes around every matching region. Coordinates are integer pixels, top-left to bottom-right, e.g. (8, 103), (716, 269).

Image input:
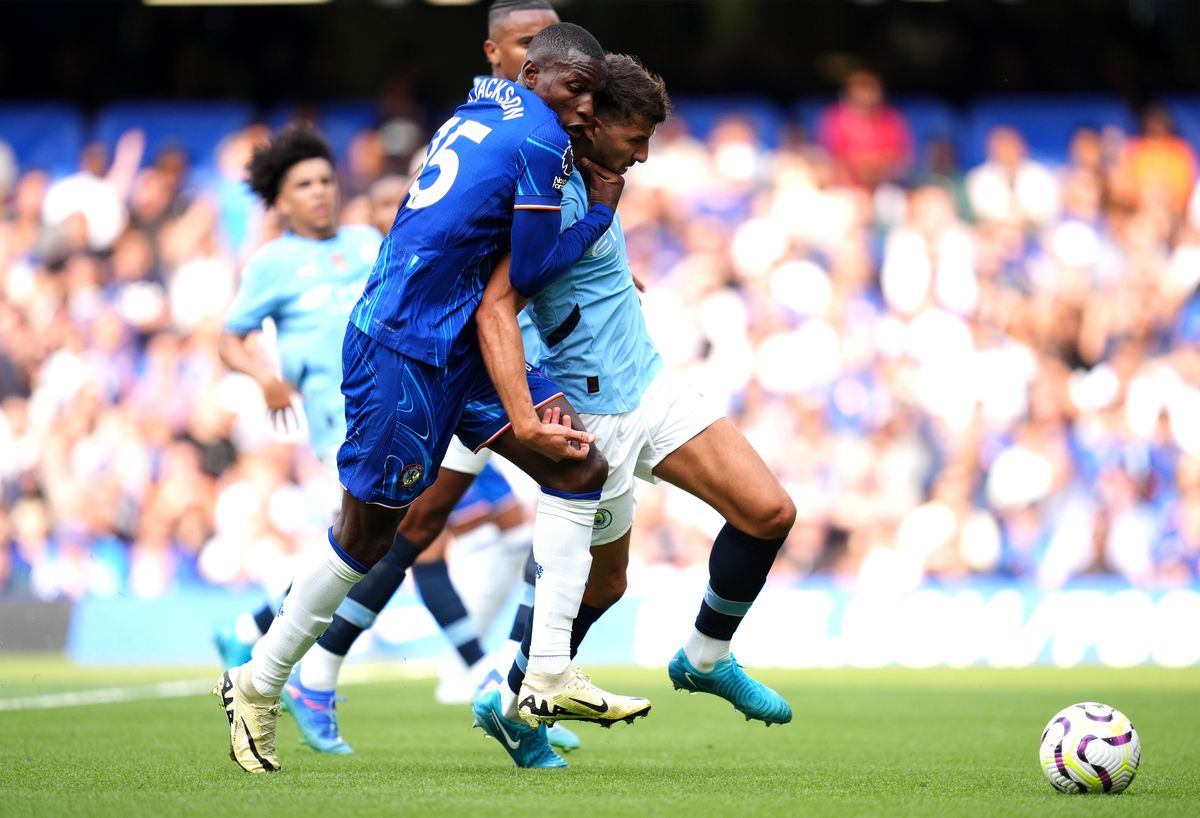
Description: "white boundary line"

(0, 661), (441, 712)
(0, 679), (213, 712)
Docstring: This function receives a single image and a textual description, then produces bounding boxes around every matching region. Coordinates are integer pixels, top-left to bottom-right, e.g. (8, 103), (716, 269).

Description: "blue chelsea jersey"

(350, 78), (574, 366)
(225, 225), (381, 460)
(525, 173), (663, 413)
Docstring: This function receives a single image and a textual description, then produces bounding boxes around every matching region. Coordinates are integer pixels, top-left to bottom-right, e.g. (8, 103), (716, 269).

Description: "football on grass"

(1039, 702), (1140, 794)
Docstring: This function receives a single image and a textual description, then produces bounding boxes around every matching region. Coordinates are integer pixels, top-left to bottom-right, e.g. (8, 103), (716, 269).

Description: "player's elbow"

(216, 331), (243, 369)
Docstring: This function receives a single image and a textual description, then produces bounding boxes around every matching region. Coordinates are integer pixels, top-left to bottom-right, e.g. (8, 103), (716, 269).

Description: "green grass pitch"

(0, 657), (1197, 817)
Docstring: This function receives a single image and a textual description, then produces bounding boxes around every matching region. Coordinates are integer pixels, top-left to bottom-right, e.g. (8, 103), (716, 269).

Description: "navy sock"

(569, 602), (605, 658)
(507, 552), (537, 642)
(317, 533), (420, 656)
(252, 589), (284, 634)
(507, 604), (535, 695)
(413, 560), (485, 666)
(507, 601), (608, 694)
(695, 523), (785, 640)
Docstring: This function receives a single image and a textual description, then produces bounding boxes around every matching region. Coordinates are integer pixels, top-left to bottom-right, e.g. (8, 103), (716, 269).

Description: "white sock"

(683, 627), (731, 672)
(250, 538), (365, 698)
(447, 524), (522, 634)
(501, 684), (520, 721)
(298, 643), (344, 691)
(499, 521), (534, 555)
(527, 492), (595, 673)
(235, 611), (265, 644)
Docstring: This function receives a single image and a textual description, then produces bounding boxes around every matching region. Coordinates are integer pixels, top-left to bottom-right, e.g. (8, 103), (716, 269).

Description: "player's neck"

(290, 223), (338, 241)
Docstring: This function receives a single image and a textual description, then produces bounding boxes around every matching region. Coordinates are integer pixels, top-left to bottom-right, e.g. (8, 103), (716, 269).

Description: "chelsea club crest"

(401, 464), (423, 488)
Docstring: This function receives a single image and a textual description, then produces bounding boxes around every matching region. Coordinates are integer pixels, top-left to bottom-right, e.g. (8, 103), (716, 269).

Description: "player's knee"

(397, 503), (447, 549)
(741, 491), (796, 541)
(598, 570), (627, 605)
(545, 451), (608, 496)
(333, 511), (398, 567)
(585, 565), (627, 608)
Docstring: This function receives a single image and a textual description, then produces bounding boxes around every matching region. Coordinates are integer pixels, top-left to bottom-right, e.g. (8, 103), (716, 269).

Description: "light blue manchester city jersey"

(225, 225), (381, 460)
(525, 173), (663, 413)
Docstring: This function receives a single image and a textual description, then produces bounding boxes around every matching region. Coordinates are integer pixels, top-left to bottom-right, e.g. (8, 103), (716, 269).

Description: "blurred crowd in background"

(3, 69), (1200, 603)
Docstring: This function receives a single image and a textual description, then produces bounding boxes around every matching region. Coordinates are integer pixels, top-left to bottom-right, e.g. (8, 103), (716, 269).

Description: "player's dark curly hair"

(524, 22), (604, 69)
(245, 124), (334, 207)
(488, 0), (555, 32)
(596, 54), (671, 126)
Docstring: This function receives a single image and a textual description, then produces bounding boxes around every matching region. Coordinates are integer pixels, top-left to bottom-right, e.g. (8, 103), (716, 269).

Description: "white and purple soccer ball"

(1039, 702), (1141, 794)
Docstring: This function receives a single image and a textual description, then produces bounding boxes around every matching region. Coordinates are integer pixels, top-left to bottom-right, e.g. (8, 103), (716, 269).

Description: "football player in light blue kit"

(214, 24), (651, 774)
(218, 125), (381, 472)
(474, 54), (797, 768)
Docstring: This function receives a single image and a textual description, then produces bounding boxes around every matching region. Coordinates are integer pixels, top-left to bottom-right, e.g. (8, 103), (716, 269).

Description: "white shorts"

(439, 435), (492, 476)
(580, 369), (722, 546)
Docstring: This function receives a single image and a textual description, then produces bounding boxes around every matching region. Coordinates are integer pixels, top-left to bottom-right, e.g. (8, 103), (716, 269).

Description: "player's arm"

(217, 332), (294, 413)
(506, 156), (623, 298)
(220, 257), (298, 425)
(477, 255), (593, 461)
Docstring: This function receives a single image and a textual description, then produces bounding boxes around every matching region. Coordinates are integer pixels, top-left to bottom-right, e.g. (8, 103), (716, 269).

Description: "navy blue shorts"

(337, 325), (562, 507)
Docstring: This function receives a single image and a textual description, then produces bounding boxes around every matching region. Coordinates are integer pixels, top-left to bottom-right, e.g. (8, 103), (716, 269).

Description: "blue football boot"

(281, 669), (353, 754)
(213, 622), (253, 669)
(474, 668), (581, 752)
(546, 723), (581, 752)
(667, 648), (792, 726)
(472, 688), (568, 769)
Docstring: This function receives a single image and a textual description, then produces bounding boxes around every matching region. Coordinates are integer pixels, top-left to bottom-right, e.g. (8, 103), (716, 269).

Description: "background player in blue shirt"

(215, 24), (650, 775)
(474, 54), (797, 768)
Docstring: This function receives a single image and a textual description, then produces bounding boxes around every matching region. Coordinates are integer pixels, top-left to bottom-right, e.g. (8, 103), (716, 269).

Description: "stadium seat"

(1159, 93), (1200, 151)
(671, 95), (786, 149)
(960, 94), (1135, 168)
(0, 101), (86, 178)
(265, 98), (381, 163)
(94, 99), (255, 176)
(892, 96), (961, 160)
(791, 97), (834, 143)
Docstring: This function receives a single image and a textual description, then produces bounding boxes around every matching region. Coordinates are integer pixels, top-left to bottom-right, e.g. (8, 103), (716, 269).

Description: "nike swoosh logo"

(568, 697), (609, 713)
(491, 713), (521, 750)
(684, 672), (698, 687)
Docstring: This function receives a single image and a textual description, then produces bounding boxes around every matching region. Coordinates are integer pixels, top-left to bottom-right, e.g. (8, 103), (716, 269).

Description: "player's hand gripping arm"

(477, 257), (594, 461)
(217, 332), (299, 432)
(506, 157), (624, 298)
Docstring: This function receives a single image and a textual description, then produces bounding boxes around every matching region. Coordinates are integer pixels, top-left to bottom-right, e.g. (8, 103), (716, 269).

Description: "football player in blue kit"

(214, 23), (651, 774)
(472, 54), (797, 768)
(215, 159), (573, 756)
(271, 0), (579, 758)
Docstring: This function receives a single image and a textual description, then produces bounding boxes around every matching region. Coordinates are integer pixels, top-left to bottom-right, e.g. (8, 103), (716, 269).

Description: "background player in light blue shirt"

(219, 128), (381, 465)
(475, 55), (797, 768)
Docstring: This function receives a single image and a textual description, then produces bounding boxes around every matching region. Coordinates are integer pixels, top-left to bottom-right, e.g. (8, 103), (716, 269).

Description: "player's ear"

(519, 59), (538, 88)
(582, 115), (601, 142)
(483, 39), (500, 70)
